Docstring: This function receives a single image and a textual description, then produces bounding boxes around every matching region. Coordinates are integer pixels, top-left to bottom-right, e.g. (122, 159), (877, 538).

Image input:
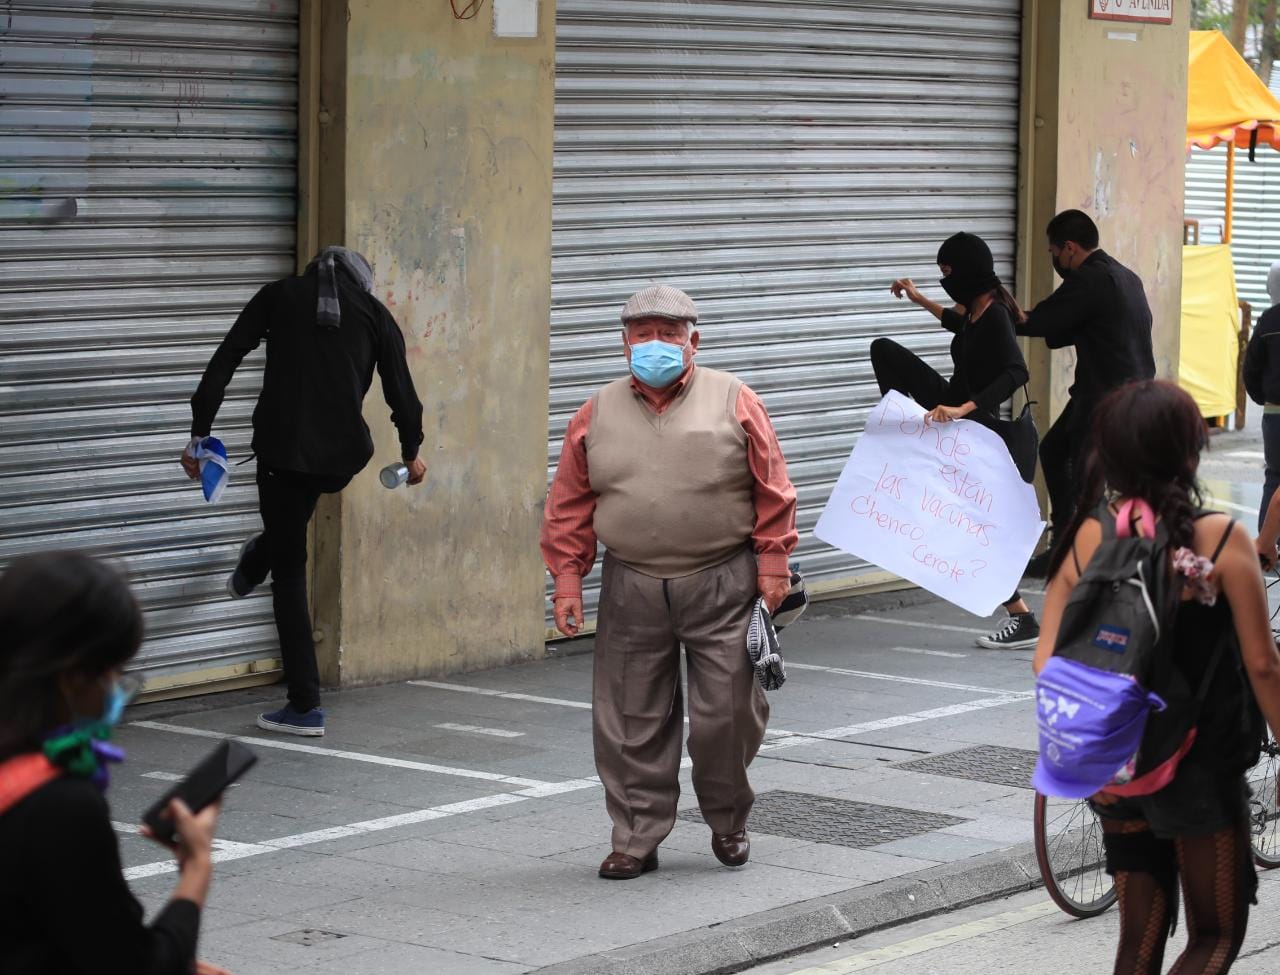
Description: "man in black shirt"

(1018, 210), (1155, 573)
(183, 247), (425, 736)
(1243, 261), (1280, 530)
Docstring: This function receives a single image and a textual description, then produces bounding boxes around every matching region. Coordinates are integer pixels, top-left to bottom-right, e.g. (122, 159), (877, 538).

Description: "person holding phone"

(0, 551), (229, 975)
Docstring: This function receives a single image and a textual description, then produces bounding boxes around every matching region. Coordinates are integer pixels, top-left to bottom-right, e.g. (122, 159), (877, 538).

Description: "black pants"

(1039, 398), (1093, 538)
(869, 338), (1021, 608)
(240, 466), (350, 712)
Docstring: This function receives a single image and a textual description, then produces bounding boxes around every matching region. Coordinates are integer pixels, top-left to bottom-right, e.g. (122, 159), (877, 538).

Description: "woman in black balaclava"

(872, 232), (1039, 650)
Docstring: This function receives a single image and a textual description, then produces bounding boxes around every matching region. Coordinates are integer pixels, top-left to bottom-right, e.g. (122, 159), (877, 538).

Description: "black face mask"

(1051, 250), (1072, 280)
(939, 272), (996, 308)
(939, 276), (968, 305)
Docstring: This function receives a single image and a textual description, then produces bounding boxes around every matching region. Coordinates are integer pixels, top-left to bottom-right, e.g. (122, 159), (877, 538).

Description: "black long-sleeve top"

(939, 302), (1029, 415)
(1244, 304), (1280, 405)
(0, 774), (200, 975)
(191, 270), (425, 478)
(1016, 250), (1155, 410)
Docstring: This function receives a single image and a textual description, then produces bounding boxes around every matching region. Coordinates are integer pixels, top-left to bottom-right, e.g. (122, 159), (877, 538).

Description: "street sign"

(1089, 0), (1173, 25)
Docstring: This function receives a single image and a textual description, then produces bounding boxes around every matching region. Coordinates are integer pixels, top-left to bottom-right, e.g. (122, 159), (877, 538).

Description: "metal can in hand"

(379, 463), (410, 489)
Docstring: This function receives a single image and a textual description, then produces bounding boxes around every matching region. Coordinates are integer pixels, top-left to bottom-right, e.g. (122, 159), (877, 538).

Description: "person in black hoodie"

(876, 231), (1040, 649)
(1243, 260), (1280, 530)
(1017, 210), (1155, 574)
(0, 552), (227, 975)
(184, 247), (427, 738)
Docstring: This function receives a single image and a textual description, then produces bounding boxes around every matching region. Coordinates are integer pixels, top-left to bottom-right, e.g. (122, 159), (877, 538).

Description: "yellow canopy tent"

(1180, 31), (1280, 420)
(1187, 30), (1280, 241)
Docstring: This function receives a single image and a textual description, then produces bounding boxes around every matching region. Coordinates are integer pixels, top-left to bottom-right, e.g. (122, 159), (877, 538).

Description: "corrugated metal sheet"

(1186, 144), (1280, 313)
(0, 1), (299, 686)
(548, 0), (1023, 624)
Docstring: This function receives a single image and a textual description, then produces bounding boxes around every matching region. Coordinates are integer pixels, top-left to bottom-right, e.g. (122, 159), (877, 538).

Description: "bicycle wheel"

(1247, 737), (1280, 869)
(1034, 792), (1117, 917)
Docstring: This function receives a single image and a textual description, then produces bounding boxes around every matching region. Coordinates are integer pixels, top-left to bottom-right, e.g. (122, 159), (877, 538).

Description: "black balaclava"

(936, 232), (1001, 307)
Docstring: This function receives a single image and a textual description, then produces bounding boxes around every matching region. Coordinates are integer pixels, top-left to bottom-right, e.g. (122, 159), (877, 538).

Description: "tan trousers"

(593, 547), (769, 858)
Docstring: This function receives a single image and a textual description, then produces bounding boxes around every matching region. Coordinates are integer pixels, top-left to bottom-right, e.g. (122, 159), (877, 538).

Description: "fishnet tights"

(1108, 822), (1251, 974)
(1167, 828), (1251, 974)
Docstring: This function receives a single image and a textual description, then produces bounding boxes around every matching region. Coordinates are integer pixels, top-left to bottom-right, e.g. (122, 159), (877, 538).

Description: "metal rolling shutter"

(549, 0), (1022, 626)
(0, 1), (299, 691)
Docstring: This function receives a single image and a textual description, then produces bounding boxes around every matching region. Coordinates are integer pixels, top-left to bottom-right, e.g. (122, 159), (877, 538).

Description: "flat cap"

(620, 284), (699, 325)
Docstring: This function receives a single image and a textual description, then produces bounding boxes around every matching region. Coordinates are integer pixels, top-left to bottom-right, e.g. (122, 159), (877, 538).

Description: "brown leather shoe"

(598, 850), (659, 879)
(711, 829), (750, 866)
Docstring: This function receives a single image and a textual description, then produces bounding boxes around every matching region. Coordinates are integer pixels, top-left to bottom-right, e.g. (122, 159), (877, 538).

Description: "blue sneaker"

(257, 705), (325, 737)
(227, 535), (263, 599)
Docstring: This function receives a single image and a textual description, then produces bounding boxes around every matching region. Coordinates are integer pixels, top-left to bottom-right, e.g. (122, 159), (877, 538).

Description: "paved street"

(104, 420), (1277, 974)
(752, 872), (1280, 974)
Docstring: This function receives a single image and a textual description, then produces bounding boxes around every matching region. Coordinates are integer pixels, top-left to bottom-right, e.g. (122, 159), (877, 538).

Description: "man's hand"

(554, 596), (582, 637)
(406, 457), (427, 486)
(758, 575), (789, 614)
(890, 278), (924, 305)
(196, 962), (233, 975)
(180, 439), (200, 480)
(1257, 535), (1278, 572)
(926, 402), (975, 424)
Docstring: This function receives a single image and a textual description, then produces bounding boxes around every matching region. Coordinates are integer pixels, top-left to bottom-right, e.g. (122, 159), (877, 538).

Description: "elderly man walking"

(542, 284), (798, 880)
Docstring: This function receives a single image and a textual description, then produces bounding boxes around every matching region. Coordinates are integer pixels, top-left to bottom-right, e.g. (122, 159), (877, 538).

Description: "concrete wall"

(1023, 0), (1189, 416)
(320, 1), (555, 684)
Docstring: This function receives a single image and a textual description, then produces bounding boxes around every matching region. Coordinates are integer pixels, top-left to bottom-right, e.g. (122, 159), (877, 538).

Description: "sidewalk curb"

(533, 842), (1045, 975)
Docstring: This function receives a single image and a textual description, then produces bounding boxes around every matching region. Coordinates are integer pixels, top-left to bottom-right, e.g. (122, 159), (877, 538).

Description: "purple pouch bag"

(1032, 656), (1166, 799)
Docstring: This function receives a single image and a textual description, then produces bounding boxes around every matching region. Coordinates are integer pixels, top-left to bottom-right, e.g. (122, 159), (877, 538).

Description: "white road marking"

(123, 789), (587, 881)
(888, 646), (968, 659)
(1225, 450), (1266, 460)
(761, 696), (1025, 753)
(122, 690), (1025, 881)
(409, 680), (593, 710)
(850, 614), (989, 636)
(412, 678), (799, 737)
(129, 720), (554, 789)
(783, 899), (1059, 973)
(434, 722), (525, 738)
(1204, 493), (1261, 516)
(785, 661), (1030, 698)
(142, 770), (185, 782)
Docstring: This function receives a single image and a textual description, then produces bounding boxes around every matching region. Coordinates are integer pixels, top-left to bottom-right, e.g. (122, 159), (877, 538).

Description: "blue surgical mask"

(100, 674), (142, 728)
(628, 339), (687, 388)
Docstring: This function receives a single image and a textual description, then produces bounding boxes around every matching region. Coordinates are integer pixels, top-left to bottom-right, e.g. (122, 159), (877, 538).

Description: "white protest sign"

(815, 391), (1045, 617)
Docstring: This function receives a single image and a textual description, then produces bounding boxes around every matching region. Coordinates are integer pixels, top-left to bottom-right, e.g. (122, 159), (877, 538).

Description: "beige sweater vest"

(587, 367), (755, 579)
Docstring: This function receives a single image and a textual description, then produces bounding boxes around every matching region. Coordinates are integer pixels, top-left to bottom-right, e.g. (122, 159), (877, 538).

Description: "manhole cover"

(270, 929), (348, 946)
(893, 745), (1038, 790)
(679, 790), (966, 848)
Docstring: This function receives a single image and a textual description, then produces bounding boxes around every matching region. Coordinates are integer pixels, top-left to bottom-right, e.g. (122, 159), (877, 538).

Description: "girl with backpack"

(1033, 380), (1280, 974)
(0, 551), (229, 975)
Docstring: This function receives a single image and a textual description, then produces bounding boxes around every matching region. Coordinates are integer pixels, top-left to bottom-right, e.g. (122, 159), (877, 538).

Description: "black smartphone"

(142, 740), (257, 844)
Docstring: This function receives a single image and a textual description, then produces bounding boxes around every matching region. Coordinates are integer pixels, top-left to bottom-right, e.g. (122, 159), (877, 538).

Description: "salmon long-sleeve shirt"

(541, 365), (798, 600)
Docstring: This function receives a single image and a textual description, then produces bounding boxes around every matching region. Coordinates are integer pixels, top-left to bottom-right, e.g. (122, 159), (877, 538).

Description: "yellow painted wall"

(330, 1), (554, 683)
(1025, 0), (1189, 416)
